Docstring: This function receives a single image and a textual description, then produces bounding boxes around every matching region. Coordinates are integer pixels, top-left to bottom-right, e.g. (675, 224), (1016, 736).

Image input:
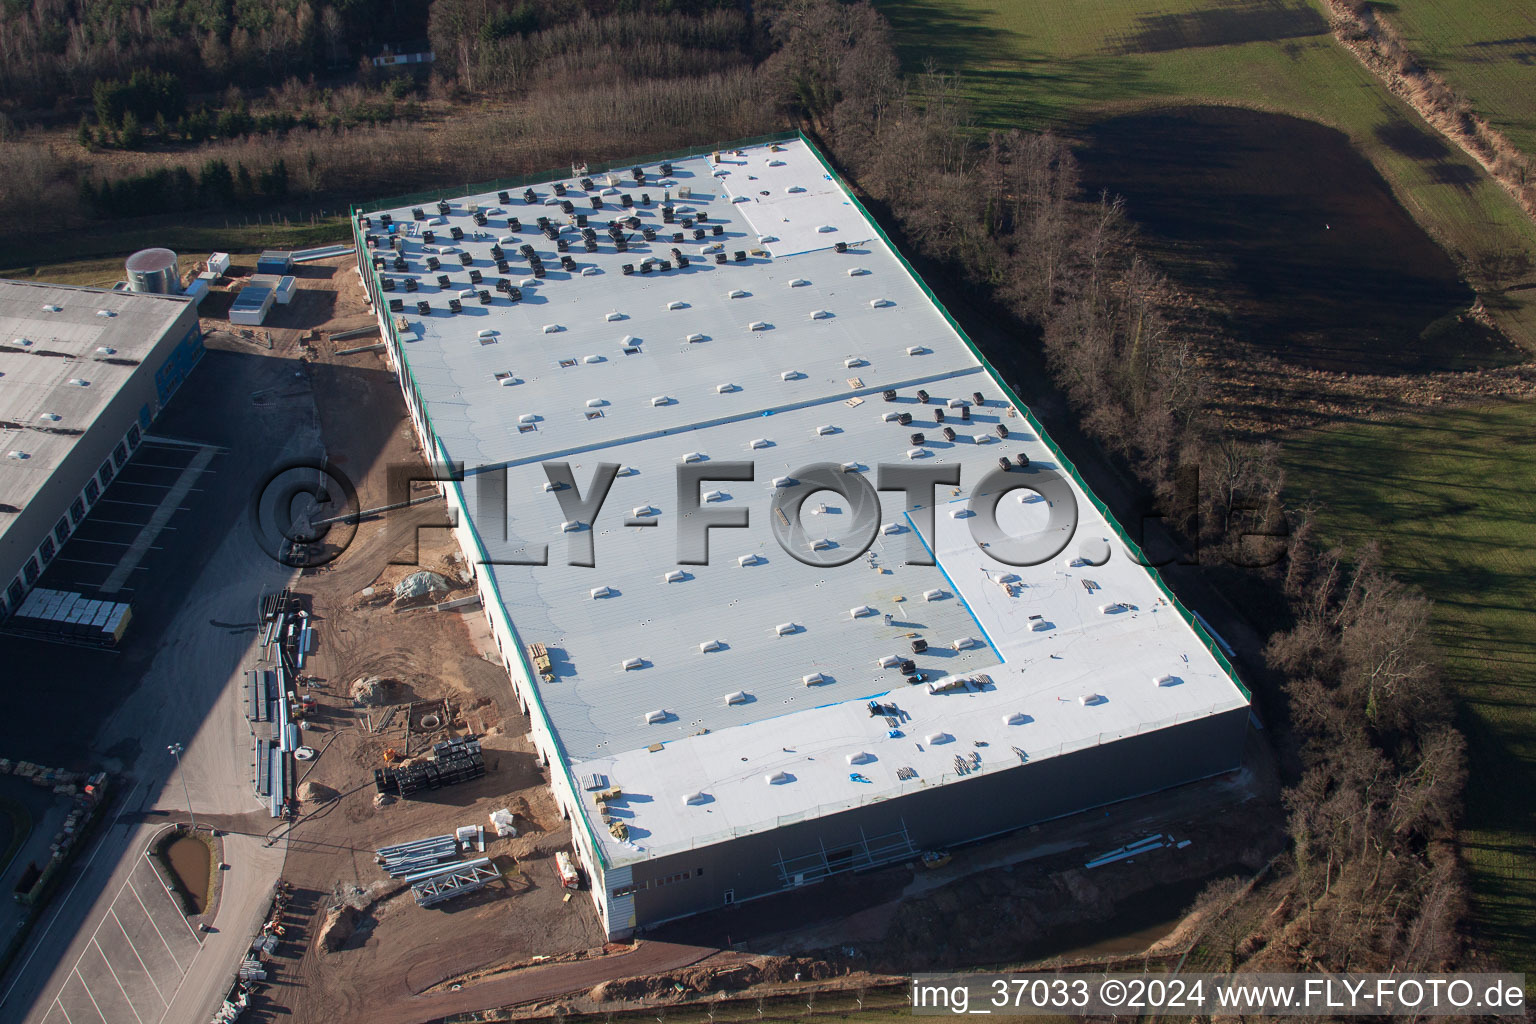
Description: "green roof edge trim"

(793, 129), (1251, 703)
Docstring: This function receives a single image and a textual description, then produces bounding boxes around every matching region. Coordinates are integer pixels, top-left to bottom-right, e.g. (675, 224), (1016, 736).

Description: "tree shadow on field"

(1106, 0), (1329, 55)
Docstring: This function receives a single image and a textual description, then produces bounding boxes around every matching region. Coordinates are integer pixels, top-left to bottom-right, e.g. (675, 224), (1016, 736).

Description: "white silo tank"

(125, 248), (180, 294)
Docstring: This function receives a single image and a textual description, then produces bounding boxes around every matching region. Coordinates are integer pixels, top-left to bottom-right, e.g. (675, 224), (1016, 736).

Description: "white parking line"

(128, 884), (183, 974)
(90, 939), (143, 1024)
(71, 968), (108, 1024)
(108, 909), (167, 1009)
(51, 997), (73, 1024)
(140, 855), (201, 944)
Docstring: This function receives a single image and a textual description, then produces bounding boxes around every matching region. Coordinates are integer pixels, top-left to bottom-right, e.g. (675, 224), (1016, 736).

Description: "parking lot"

(37, 439), (221, 600)
(38, 844), (204, 1024)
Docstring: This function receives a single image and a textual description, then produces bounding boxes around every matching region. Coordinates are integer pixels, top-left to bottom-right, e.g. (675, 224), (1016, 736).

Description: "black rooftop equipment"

(672, 231), (684, 243)
(910, 433), (925, 445)
(621, 194), (633, 208)
(916, 389), (930, 403)
(973, 391), (985, 405)
(911, 638), (929, 653)
(660, 161), (673, 176)
(590, 195), (602, 209)
(498, 191), (511, 204)
(942, 426), (956, 441)
(697, 212), (709, 222)
(496, 278), (512, 293)
(437, 274), (450, 288)
(934, 408), (945, 423)
(998, 457), (1011, 472)
(961, 406), (970, 421)
(388, 298), (403, 312)
(662, 206), (674, 223)
(523, 188), (536, 203)
(557, 238), (570, 252)
(473, 211), (487, 226)
(537, 215), (549, 228)
(458, 252), (473, 265)
(622, 264), (634, 275)
(677, 254), (689, 268)
(508, 216), (521, 231)
(631, 166), (644, 182)
(714, 252), (727, 264)
(560, 255), (576, 271)
(712, 224), (724, 236)
(417, 300), (430, 314)
(641, 193), (651, 205)
(392, 257), (406, 270)
(478, 289), (491, 304)
(681, 216), (693, 228)
(469, 269), (482, 283)
(533, 264), (546, 277)
(834, 241), (848, 253)
(437, 200), (451, 215)
(412, 207), (424, 220)
(379, 213), (392, 225)
(381, 277), (396, 291)
(560, 200), (574, 214)
(580, 177), (594, 191)
(554, 182), (567, 196)
(883, 389), (897, 402)
(659, 259), (672, 271)
(450, 225), (463, 240)
(576, 213), (588, 227)
(626, 216), (641, 229)
(897, 412), (912, 426)
(615, 239), (628, 252)
(448, 298), (462, 314)
(734, 250), (746, 262)
(508, 286), (523, 301)
(995, 424), (1009, 439)
(693, 228), (706, 240)
(404, 277), (418, 292)
(1015, 453), (1030, 468)
(423, 230), (436, 245)
(642, 227), (657, 241)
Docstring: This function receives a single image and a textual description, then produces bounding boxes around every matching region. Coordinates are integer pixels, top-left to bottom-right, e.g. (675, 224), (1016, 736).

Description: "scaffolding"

(410, 857), (500, 907)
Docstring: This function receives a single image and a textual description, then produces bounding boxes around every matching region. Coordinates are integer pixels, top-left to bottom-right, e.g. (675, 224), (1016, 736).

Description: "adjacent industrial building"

(0, 278), (203, 634)
(351, 134), (1251, 940)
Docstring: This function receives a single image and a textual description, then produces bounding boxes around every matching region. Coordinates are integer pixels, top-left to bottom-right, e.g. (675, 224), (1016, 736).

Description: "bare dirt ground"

(184, 255), (1291, 1024)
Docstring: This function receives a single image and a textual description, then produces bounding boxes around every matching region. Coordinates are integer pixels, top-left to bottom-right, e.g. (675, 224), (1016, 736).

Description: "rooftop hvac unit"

(644, 708), (667, 723)
(850, 605), (876, 619)
(846, 751), (874, 765)
(881, 522), (904, 535)
(652, 395), (673, 407)
(910, 433), (926, 445)
(448, 299), (463, 314)
(423, 231), (436, 244)
(774, 622), (798, 636)
(771, 475), (795, 487)
(478, 290), (491, 304)
(682, 791), (709, 806)
(724, 689), (748, 704)
(765, 771), (790, 785)
(523, 189), (537, 204)
(715, 252), (727, 264)
(811, 310), (832, 320)
(591, 586), (615, 599)
(417, 301), (430, 315)
(738, 553), (764, 566)
(908, 346), (928, 356)
(748, 321), (768, 331)
(816, 424), (837, 436)
(388, 298), (403, 312)
(802, 672), (827, 686)
(897, 412), (912, 425)
(498, 191), (511, 204)
(835, 241), (849, 253)
(509, 217), (521, 231)
(907, 448), (926, 460)
(734, 250), (746, 262)
(621, 264), (634, 276)
(681, 451), (704, 462)
(560, 520), (581, 533)
(702, 490), (727, 502)
(810, 538), (833, 551)
(1005, 712), (1029, 725)
(942, 427), (957, 441)
(879, 654), (902, 668)
(1153, 673), (1179, 687)
(925, 732), (952, 745)
(663, 570), (687, 583)
(952, 637), (979, 650)
(543, 324), (561, 334)
(923, 589), (947, 601)
(701, 640), (724, 653)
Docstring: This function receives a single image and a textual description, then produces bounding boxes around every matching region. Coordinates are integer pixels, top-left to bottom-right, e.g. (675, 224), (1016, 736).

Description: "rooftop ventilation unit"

(871, 298), (893, 308)
(682, 791), (709, 806)
(925, 732), (953, 745)
(42, 304), (61, 312)
(6, 451), (30, 460)
(681, 451), (705, 463)
(774, 622), (798, 636)
(560, 520), (582, 532)
(543, 324), (561, 333)
(845, 357), (866, 368)
(724, 689), (748, 704)
(582, 355), (603, 364)
(788, 278), (810, 288)
(632, 506), (658, 518)
(846, 751), (875, 765)
(702, 490), (727, 502)
(878, 654), (902, 668)
(1080, 693), (1107, 706)
(664, 569), (687, 582)
(907, 346), (929, 356)
(748, 321), (768, 331)
(850, 605), (877, 619)
(727, 288), (747, 299)
(923, 589), (948, 602)
(644, 708), (667, 723)
(749, 438), (771, 449)
(771, 476), (795, 488)
(68, 378), (91, 387)
(835, 241), (849, 253)
(810, 538), (833, 551)
(781, 370), (803, 381)
(811, 310), (832, 320)
(738, 553), (764, 566)
(1153, 673), (1179, 687)
(906, 448), (927, 460)
(1005, 712), (1030, 726)
(802, 672), (828, 686)
(591, 586), (615, 599)
(701, 640), (724, 653)
(652, 395), (673, 407)
(882, 411), (900, 423)
(847, 267), (869, 277)
(666, 300), (687, 310)
(765, 771), (790, 785)
(882, 522), (904, 535)
(686, 332), (705, 343)
(952, 637), (979, 650)
(816, 424), (838, 436)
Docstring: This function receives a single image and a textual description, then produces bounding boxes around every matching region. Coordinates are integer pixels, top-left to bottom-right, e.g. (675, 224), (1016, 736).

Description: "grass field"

(1376, 0), (1536, 156)
(1284, 402), (1536, 971)
(874, 0), (1536, 972)
(0, 213), (350, 288)
(874, 0), (1536, 351)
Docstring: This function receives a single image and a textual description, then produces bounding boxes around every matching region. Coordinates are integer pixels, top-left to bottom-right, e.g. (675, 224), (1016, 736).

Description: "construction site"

(3, 142), (1281, 1024)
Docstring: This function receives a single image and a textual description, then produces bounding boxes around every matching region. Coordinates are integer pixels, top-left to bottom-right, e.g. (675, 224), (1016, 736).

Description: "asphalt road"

(0, 341), (324, 1024)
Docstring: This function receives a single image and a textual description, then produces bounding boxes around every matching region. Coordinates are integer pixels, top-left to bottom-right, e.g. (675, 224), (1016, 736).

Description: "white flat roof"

(0, 280), (190, 527)
(361, 138), (1248, 865)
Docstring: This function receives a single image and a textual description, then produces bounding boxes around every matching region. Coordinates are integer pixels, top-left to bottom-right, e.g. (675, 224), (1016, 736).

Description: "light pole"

(167, 742), (196, 831)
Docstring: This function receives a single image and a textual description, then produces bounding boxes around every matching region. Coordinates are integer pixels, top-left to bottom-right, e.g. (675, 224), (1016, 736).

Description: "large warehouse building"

(0, 280), (203, 630)
(352, 134), (1251, 939)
